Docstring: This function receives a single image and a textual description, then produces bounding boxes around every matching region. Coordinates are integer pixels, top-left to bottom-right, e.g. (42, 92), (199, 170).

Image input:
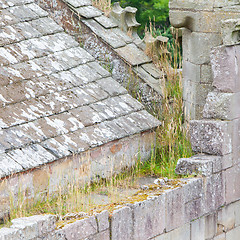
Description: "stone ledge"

(175, 154), (222, 176)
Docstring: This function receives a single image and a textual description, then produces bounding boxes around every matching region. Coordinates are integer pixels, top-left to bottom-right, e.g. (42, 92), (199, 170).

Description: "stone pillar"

(169, 0), (240, 119)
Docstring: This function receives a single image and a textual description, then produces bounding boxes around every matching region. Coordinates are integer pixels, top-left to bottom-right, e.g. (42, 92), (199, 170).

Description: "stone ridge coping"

(0, 177), (205, 240)
(62, 0), (163, 95)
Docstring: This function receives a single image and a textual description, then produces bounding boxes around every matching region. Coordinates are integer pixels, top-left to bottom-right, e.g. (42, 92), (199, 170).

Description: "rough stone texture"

(132, 195), (165, 240)
(169, 0), (240, 119)
(111, 206), (133, 240)
(211, 45), (240, 93)
(63, 216), (98, 240)
(0, 0), (160, 179)
(203, 91), (240, 120)
(190, 120), (232, 156)
(176, 154), (221, 176)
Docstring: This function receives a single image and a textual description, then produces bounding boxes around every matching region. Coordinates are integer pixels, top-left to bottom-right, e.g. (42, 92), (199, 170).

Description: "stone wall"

(169, 0), (240, 119)
(1, 178), (239, 240)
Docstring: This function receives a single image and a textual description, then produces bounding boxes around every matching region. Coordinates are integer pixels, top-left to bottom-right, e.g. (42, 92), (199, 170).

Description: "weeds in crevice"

(139, 26), (192, 178)
(92, 0), (111, 16)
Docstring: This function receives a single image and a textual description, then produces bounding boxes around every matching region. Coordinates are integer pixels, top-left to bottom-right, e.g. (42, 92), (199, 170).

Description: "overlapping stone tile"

(8, 5), (39, 22)
(29, 17), (62, 35)
(76, 6), (102, 19)
(0, 9), (18, 27)
(0, 0), (161, 179)
(65, 0), (92, 8)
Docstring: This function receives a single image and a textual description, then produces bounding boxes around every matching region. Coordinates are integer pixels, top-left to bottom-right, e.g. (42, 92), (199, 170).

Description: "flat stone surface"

(95, 15), (118, 29)
(76, 6), (102, 19)
(116, 43), (151, 66)
(0, 1), (160, 179)
(65, 0), (92, 8)
(82, 19), (126, 48)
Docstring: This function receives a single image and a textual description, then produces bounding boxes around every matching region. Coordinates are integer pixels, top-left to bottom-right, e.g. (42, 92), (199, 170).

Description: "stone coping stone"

(116, 43), (151, 66)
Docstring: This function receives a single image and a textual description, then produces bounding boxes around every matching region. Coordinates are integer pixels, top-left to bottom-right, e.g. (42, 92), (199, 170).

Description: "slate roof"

(0, 0), (160, 178)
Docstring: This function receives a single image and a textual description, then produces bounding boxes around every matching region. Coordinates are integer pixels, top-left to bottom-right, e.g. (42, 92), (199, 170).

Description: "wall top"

(169, 0), (240, 11)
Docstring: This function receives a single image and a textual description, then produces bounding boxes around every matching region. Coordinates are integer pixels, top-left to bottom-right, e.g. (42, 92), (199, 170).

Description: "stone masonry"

(1, 0), (240, 240)
(36, 0), (164, 113)
(0, 0), (161, 218)
(169, 0), (240, 119)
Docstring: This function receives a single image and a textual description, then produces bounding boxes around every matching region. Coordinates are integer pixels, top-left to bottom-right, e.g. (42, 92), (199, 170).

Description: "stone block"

(213, 233), (226, 240)
(191, 214), (217, 240)
(175, 154), (221, 176)
(11, 215), (56, 238)
(95, 15), (118, 29)
(183, 31), (222, 64)
(132, 195), (165, 240)
(183, 78), (212, 108)
(95, 210), (109, 232)
(203, 173), (225, 213)
(76, 6), (102, 19)
(190, 120), (232, 156)
(211, 45), (240, 93)
(111, 206), (133, 240)
(221, 18), (240, 46)
(182, 61), (201, 84)
(65, 0), (92, 8)
(155, 223), (190, 240)
(217, 204), (235, 234)
(166, 187), (185, 231)
(224, 164), (240, 204)
(86, 230), (110, 240)
(115, 43), (151, 66)
(200, 64), (213, 84)
(232, 119), (240, 163)
(221, 154), (233, 170)
(82, 19), (126, 49)
(62, 216), (98, 240)
(226, 225), (240, 240)
(203, 91), (240, 120)
(185, 197), (203, 222)
(0, 228), (21, 240)
(235, 200), (240, 227)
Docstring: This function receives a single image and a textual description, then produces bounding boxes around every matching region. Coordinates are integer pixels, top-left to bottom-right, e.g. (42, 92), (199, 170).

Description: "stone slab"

(115, 43), (151, 66)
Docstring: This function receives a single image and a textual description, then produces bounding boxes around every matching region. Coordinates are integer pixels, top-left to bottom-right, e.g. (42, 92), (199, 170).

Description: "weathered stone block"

(175, 154), (221, 176)
(166, 187), (185, 231)
(217, 204), (235, 233)
(226, 225), (240, 240)
(132, 195), (165, 240)
(86, 230), (110, 240)
(211, 45), (240, 93)
(155, 224), (190, 240)
(115, 43), (151, 66)
(203, 91), (240, 120)
(111, 206), (133, 240)
(183, 31), (221, 64)
(224, 164), (240, 204)
(232, 119), (240, 163)
(191, 214), (217, 240)
(190, 120), (232, 156)
(62, 216), (98, 240)
(95, 210), (109, 232)
(213, 233), (226, 240)
(0, 228), (21, 240)
(221, 18), (240, 46)
(203, 173), (225, 213)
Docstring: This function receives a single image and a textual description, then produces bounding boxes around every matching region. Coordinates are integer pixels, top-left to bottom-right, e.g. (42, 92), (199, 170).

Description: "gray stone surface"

(0, 1), (160, 179)
(132, 195), (165, 240)
(190, 120), (232, 155)
(63, 216), (98, 239)
(176, 154), (222, 176)
(115, 43), (151, 66)
(111, 206), (133, 240)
